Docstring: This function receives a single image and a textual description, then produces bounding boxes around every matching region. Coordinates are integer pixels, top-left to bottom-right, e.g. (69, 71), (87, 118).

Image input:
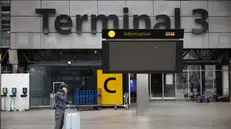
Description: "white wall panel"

(84, 33), (102, 49)
(41, 33), (70, 49)
(70, 1), (97, 16)
(96, 17), (124, 32)
(70, 34), (85, 48)
(98, 1), (126, 16)
(154, 1), (180, 17)
(208, 1), (231, 16)
(181, 17), (206, 33)
(152, 17), (175, 29)
(71, 17), (91, 33)
(125, 1), (154, 16)
(129, 17), (154, 29)
(11, 1), (41, 16)
(46, 17), (76, 33)
(209, 17), (231, 32)
(183, 33), (209, 48)
(209, 33), (231, 48)
(41, 0), (70, 2)
(181, 1), (208, 16)
(11, 33), (41, 49)
(47, 17), (56, 33)
(70, 33), (101, 49)
(10, 0), (231, 49)
(42, 1), (70, 16)
(11, 17), (41, 32)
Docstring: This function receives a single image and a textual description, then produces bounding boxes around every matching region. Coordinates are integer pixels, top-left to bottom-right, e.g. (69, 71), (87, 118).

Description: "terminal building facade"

(0, 0), (231, 106)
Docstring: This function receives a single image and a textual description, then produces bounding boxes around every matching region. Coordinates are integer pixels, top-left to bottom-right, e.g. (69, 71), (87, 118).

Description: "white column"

(136, 74), (149, 116)
(222, 66), (229, 95)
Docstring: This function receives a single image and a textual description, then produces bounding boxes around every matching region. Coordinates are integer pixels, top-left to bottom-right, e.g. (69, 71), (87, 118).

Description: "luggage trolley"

(50, 82), (65, 109)
(75, 88), (102, 111)
(114, 93), (130, 110)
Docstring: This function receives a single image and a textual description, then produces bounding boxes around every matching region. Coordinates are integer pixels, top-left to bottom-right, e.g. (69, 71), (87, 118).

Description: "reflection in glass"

(176, 65), (217, 100)
(176, 72), (188, 100)
(204, 65), (216, 97)
(29, 66), (94, 107)
(188, 65), (201, 96)
(164, 74), (175, 97)
(150, 73), (162, 97)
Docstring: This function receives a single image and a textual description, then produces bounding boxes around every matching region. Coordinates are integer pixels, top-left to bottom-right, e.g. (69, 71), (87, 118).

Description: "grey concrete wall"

(10, 0), (231, 49)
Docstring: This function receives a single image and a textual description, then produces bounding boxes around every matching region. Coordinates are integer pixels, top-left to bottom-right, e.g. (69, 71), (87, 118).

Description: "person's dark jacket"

(55, 91), (68, 110)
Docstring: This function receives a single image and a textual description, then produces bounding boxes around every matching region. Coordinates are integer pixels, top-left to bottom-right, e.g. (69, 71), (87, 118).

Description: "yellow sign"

(97, 69), (123, 105)
(108, 30), (116, 38)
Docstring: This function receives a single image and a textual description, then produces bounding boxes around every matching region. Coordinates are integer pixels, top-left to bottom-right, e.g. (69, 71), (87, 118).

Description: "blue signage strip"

(130, 79), (136, 93)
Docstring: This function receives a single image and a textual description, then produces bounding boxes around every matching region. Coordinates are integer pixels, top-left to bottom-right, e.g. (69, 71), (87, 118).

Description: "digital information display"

(102, 29), (184, 39)
(102, 41), (183, 73)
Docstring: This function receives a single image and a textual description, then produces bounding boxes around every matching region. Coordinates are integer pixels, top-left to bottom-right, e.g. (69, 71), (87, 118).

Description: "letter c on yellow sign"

(97, 69), (123, 105)
(104, 77), (116, 93)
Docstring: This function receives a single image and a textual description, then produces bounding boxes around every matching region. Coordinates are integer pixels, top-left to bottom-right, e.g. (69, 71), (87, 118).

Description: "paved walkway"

(2, 102), (231, 129)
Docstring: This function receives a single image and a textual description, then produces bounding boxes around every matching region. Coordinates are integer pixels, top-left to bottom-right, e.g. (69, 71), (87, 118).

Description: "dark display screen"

(102, 41), (183, 73)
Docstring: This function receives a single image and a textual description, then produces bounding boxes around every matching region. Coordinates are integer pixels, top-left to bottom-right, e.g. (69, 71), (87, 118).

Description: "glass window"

(0, 2), (10, 47)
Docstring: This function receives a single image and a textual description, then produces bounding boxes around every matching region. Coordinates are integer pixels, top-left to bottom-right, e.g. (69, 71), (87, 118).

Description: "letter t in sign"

(35, 9), (56, 34)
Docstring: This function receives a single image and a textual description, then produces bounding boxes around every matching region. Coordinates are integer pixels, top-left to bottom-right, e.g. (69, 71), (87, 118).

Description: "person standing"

(54, 83), (69, 129)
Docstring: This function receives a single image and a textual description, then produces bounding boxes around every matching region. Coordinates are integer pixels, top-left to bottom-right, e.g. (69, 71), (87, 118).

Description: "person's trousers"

(55, 110), (65, 129)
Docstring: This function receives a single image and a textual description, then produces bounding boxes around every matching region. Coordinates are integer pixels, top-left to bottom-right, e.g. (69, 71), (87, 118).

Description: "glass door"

(176, 71), (189, 100)
(175, 65), (217, 101)
(150, 73), (163, 100)
(163, 73), (176, 100)
(204, 65), (216, 97)
(187, 65), (202, 102)
(149, 73), (176, 100)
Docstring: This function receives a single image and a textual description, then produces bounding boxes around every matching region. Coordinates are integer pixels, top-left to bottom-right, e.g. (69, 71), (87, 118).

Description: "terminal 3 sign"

(35, 7), (208, 35)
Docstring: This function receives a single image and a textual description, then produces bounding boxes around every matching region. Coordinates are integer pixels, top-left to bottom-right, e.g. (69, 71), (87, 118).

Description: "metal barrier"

(75, 88), (102, 110)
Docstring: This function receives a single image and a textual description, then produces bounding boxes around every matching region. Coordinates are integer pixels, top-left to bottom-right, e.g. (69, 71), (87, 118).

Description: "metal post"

(200, 66), (202, 95)
(162, 73), (164, 100)
(175, 73), (177, 100)
(149, 74), (151, 100)
(128, 73), (131, 105)
(136, 74), (149, 116)
(213, 66), (215, 94)
(0, 63), (1, 126)
(228, 51), (231, 101)
(0, 4), (2, 46)
(187, 68), (190, 101)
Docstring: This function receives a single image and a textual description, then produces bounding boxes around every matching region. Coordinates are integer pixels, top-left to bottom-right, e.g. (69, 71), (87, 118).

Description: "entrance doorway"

(150, 73), (162, 100)
(149, 73), (176, 100)
(149, 65), (220, 101)
(176, 65), (217, 100)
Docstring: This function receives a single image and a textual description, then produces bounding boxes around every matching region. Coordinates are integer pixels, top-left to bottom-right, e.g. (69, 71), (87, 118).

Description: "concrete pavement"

(2, 102), (231, 129)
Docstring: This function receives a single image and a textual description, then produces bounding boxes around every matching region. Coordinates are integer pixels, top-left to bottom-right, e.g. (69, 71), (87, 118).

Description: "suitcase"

(66, 113), (80, 129)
